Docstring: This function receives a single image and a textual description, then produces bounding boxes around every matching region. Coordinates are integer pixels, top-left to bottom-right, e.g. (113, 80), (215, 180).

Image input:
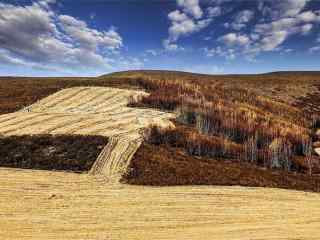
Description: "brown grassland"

(1, 70), (320, 192)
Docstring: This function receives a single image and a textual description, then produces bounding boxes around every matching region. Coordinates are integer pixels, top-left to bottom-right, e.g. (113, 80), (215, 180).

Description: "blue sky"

(0, 0), (319, 76)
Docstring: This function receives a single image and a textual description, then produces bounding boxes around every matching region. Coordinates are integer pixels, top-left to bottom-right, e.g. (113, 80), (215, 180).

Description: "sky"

(0, 0), (320, 76)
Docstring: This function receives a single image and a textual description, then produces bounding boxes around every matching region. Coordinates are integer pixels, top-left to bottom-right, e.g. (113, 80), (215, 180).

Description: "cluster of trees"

(176, 105), (313, 172)
(129, 77), (318, 175)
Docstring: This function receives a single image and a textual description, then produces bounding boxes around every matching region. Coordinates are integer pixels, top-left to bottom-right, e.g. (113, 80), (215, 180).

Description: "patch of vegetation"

(124, 142), (320, 192)
(2, 71), (320, 191)
(0, 134), (108, 172)
(127, 76), (320, 174)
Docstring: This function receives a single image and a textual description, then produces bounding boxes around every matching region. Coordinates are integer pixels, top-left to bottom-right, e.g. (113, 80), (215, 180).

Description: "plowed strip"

(0, 87), (174, 181)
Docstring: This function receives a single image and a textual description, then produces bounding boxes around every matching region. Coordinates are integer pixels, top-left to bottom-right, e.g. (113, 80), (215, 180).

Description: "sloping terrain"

(0, 86), (174, 181)
(1, 72), (320, 239)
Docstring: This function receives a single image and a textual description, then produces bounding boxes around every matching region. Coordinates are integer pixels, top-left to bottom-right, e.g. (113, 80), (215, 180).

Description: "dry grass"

(1, 167), (320, 240)
(126, 75), (319, 177)
(1, 72), (320, 187)
(0, 86), (174, 182)
(1, 72), (320, 239)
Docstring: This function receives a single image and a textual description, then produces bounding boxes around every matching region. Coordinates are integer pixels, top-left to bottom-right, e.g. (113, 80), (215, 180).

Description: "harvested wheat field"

(1, 82), (320, 239)
(0, 167), (320, 240)
(0, 86), (174, 182)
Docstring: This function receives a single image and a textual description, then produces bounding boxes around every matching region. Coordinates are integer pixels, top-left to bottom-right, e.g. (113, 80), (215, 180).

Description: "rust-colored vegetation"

(120, 71), (320, 191)
(1, 71), (320, 191)
(125, 142), (320, 192)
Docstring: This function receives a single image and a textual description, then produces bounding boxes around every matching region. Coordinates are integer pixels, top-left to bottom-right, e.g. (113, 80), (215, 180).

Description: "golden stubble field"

(0, 83), (320, 239)
(0, 167), (320, 240)
(0, 86), (174, 182)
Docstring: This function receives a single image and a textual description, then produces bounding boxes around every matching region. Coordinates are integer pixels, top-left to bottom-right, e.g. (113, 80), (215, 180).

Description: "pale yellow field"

(0, 167), (320, 240)
(1, 87), (174, 138)
(0, 87), (174, 182)
(1, 87), (320, 239)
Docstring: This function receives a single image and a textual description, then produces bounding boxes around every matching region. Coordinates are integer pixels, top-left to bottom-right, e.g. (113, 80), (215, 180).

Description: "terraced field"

(0, 87), (174, 181)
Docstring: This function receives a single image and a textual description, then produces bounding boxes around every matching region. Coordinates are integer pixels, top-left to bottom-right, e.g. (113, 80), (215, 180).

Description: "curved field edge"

(123, 142), (320, 192)
(0, 86), (174, 182)
(0, 167), (320, 240)
(2, 71), (320, 191)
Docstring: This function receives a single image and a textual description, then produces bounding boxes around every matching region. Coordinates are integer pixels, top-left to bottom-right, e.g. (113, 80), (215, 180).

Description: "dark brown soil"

(0, 135), (108, 172)
(124, 143), (320, 192)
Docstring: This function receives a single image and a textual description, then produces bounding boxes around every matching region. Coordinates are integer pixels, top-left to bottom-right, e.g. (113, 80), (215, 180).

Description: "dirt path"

(0, 167), (320, 240)
(89, 133), (143, 182)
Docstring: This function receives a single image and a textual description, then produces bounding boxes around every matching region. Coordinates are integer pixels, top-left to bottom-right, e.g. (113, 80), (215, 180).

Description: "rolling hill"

(1, 70), (320, 239)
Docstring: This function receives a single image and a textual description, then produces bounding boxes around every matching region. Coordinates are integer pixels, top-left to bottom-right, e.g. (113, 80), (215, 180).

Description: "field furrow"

(0, 113), (22, 124)
(0, 115), (61, 135)
(33, 88), (87, 109)
(89, 135), (142, 182)
(0, 113), (47, 134)
(66, 88), (118, 112)
(81, 89), (122, 108)
(0, 87), (174, 181)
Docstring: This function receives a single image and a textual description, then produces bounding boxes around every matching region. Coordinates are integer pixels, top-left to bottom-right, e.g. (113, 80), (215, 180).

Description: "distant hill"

(101, 70), (320, 79)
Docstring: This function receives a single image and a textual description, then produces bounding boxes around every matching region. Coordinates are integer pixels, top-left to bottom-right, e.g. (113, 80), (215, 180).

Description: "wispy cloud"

(163, 0), (212, 51)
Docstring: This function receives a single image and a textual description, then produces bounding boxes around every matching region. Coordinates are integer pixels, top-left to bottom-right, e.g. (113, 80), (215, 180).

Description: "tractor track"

(0, 87), (174, 182)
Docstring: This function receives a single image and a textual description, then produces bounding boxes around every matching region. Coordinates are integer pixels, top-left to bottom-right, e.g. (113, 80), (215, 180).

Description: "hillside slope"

(1, 71), (320, 239)
(1, 71), (320, 191)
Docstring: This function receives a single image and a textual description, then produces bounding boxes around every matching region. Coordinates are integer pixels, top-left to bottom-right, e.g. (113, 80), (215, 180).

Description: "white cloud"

(164, 0), (211, 51)
(163, 39), (184, 51)
(309, 46), (320, 53)
(168, 17), (211, 42)
(225, 10), (254, 30)
(298, 11), (320, 22)
(177, 0), (203, 19)
(236, 10), (254, 23)
(250, 14), (316, 53)
(301, 23), (313, 34)
(203, 47), (236, 60)
(215, 0), (319, 59)
(259, 31), (288, 51)
(219, 33), (250, 46)
(168, 10), (189, 22)
(58, 15), (122, 51)
(207, 6), (222, 17)
(260, 0), (311, 20)
(38, 0), (56, 9)
(0, 2), (60, 61)
(184, 64), (224, 74)
(145, 49), (158, 56)
(0, 1), (124, 75)
(209, 1), (319, 61)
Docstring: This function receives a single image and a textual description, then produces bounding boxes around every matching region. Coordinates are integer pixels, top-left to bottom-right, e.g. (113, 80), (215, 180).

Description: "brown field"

(1, 71), (320, 239)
